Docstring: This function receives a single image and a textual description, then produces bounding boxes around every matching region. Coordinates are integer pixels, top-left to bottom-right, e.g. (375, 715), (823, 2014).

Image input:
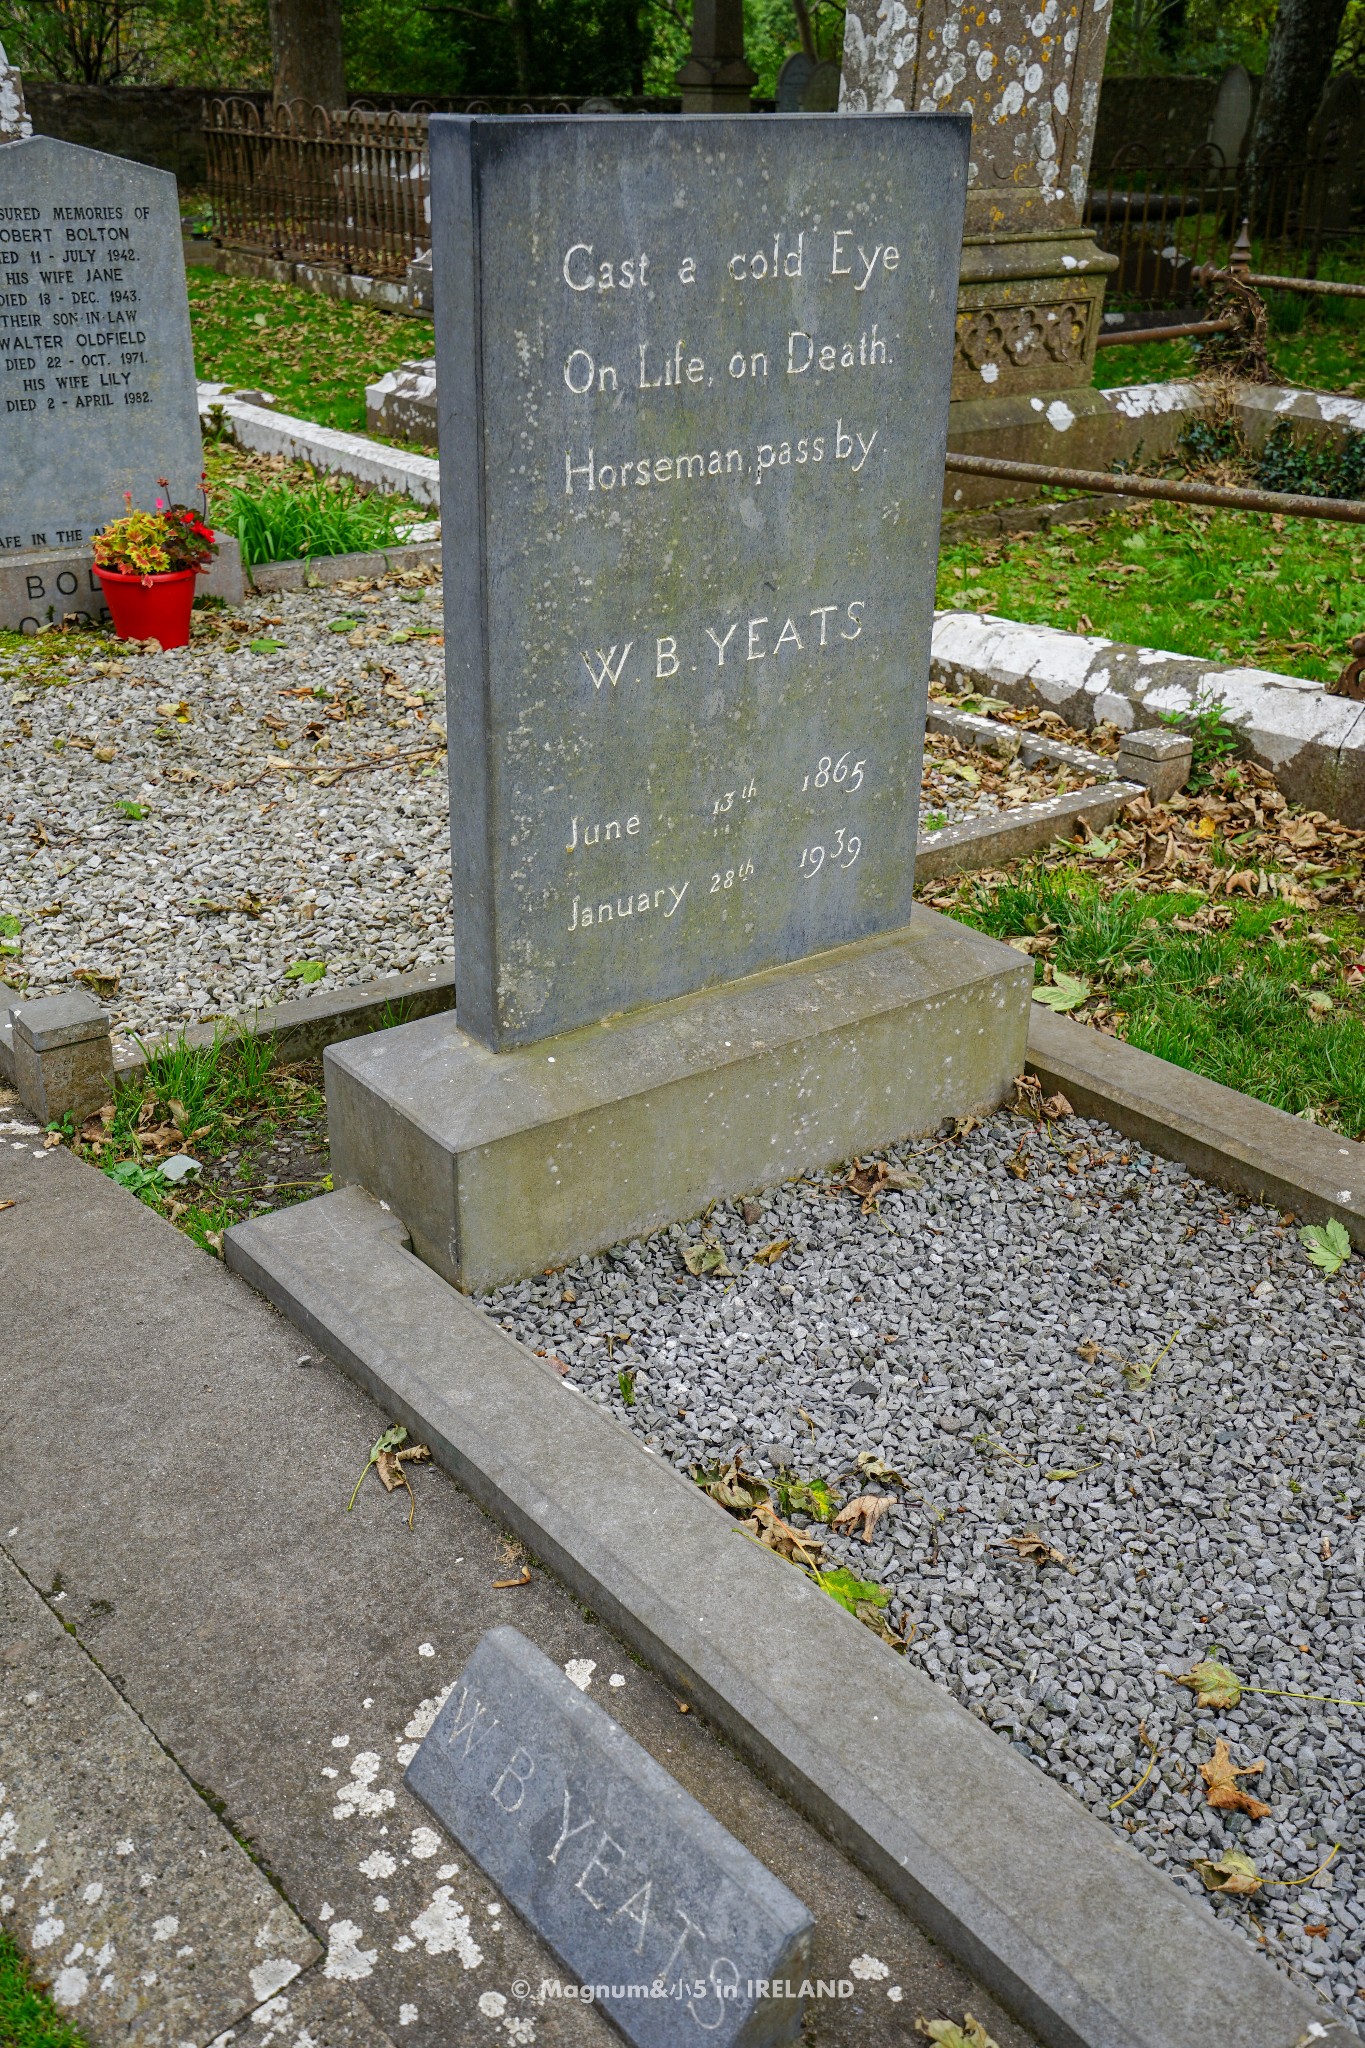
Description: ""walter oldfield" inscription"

(0, 137), (202, 549)
(430, 112), (968, 1048)
(405, 1628), (813, 2047)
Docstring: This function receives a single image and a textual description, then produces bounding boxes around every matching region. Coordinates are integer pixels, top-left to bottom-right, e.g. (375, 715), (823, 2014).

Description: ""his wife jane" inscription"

(430, 113), (968, 1048)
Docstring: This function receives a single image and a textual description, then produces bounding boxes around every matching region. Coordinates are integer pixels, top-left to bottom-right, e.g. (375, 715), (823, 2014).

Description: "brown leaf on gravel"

(1077, 1338), (1101, 1363)
(1000, 1531), (1076, 1573)
(841, 1157), (921, 1212)
(832, 1494), (894, 1543)
(739, 1500), (825, 1570)
(915, 2016), (1001, 2048)
(695, 1452), (770, 1516)
(750, 1237), (792, 1266)
(1200, 1738), (1271, 1818)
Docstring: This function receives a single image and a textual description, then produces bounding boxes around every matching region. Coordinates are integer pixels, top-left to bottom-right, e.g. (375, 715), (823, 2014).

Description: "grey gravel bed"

(486, 1110), (1365, 2020)
(0, 581), (454, 1046)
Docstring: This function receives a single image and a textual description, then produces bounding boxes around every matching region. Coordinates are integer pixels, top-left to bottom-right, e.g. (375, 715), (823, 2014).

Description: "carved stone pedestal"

(841, 0), (1120, 503)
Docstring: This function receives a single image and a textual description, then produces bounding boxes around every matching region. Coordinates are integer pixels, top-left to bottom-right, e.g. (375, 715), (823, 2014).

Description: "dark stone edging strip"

(224, 1187), (1355, 2048)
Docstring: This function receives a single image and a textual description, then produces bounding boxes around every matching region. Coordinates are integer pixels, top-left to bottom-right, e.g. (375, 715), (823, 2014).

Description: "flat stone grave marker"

(0, 134), (202, 566)
(405, 1627), (814, 2046)
(429, 111), (967, 1048)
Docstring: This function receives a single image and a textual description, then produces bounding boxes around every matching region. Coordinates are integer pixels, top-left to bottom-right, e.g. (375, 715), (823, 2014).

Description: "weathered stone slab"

(365, 357), (437, 446)
(0, 533), (243, 631)
(406, 1625), (813, 2046)
(429, 112), (968, 1048)
(326, 910), (1032, 1290)
(0, 136), (202, 550)
(0, 1557), (320, 2045)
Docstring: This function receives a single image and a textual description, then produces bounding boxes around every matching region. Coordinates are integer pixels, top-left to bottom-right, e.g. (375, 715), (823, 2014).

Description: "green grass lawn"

(0, 1927), (90, 2048)
(942, 864), (1365, 1137)
(937, 501), (1364, 684)
(188, 266), (433, 433)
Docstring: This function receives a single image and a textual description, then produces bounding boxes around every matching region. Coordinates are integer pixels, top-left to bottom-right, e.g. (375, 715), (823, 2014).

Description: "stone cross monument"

(840, 0), (1119, 487)
(0, 41), (33, 144)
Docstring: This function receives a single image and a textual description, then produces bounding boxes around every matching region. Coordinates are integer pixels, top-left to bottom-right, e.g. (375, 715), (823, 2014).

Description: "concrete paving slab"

(224, 1179), (1358, 2048)
(0, 1556), (319, 2045)
(0, 1118), (1034, 2048)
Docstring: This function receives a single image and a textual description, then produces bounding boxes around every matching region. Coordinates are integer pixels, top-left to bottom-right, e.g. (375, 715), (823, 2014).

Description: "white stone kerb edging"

(198, 387), (441, 508)
(932, 609), (1365, 824)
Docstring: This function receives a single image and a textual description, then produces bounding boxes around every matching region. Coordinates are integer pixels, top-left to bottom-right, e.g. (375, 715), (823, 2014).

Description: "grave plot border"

(223, 1152), (1358, 2048)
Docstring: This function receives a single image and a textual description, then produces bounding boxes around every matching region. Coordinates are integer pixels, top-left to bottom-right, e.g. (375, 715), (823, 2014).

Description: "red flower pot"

(95, 566), (199, 650)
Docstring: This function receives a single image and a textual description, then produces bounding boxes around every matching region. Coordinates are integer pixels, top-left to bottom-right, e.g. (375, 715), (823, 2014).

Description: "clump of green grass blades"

(0, 1926), (90, 2048)
(950, 865), (1365, 1137)
(215, 475), (409, 569)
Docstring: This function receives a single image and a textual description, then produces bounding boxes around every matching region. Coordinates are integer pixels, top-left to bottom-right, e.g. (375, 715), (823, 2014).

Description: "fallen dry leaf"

(1000, 1532), (1076, 1573)
(1193, 1848), (1263, 1896)
(0, 1199), (14, 1213)
(375, 1450), (406, 1492)
(832, 1494), (895, 1543)
(750, 1237), (793, 1266)
(841, 1157), (921, 1213)
(682, 1234), (732, 1278)
(854, 1451), (907, 1487)
(739, 1500), (825, 1570)
(492, 1566), (532, 1589)
(915, 2017), (1000, 2048)
(1175, 1657), (1242, 1710)
(1200, 1739), (1271, 1819)
(694, 1453), (769, 1516)
(1077, 1338), (1101, 1364)
(1305, 1921), (1329, 1938)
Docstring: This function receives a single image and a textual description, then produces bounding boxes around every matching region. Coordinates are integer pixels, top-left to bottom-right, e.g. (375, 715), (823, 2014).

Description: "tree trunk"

(1248, 0), (1348, 166)
(269, 0), (347, 107)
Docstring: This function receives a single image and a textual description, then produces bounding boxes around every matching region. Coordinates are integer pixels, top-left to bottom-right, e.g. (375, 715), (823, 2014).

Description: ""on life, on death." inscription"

(429, 112), (968, 1049)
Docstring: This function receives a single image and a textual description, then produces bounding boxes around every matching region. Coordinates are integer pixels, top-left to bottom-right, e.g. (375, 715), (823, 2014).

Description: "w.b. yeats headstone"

(430, 112), (967, 1049)
(0, 135), (202, 556)
(407, 1628), (813, 2047)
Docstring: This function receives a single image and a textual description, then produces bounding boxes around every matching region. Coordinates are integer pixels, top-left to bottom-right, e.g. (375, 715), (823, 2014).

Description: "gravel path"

(1, 579), (454, 1047)
(486, 1110), (1365, 2021)
(1, 584), (1091, 1047)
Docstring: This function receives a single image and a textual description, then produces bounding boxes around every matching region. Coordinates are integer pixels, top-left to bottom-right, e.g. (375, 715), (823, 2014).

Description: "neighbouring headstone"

(0, 41), (32, 145)
(799, 61), (841, 112)
(775, 51), (814, 111)
(406, 1628), (814, 2047)
(1207, 64), (1253, 172)
(365, 357), (438, 446)
(1310, 73), (1365, 234)
(429, 111), (967, 1048)
(0, 134), (203, 560)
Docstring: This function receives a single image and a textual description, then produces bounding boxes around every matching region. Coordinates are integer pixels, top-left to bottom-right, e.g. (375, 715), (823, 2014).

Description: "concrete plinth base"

(325, 909), (1032, 1292)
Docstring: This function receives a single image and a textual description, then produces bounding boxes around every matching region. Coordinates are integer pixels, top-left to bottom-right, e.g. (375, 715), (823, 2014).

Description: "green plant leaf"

(777, 1474), (839, 1522)
(1175, 1657), (1242, 1709)
(328, 616), (363, 633)
(1299, 1217), (1352, 1276)
(249, 637), (283, 653)
(681, 1235), (732, 1277)
(814, 1566), (890, 1614)
(1031, 968), (1091, 1014)
(284, 959), (326, 984)
(347, 1423), (407, 1511)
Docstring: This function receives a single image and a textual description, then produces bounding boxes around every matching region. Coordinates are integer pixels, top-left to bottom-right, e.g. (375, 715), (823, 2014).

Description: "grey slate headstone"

(0, 136), (202, 554)
(1207, 64), (1252, 171)
(405, 1627), (814, 2047)
(429, 112), (968, 1048)
(775, 52), (814, 111)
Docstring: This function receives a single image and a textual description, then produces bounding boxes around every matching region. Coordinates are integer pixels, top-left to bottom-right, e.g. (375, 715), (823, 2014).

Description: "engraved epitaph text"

(0, 137), (202, 552)
(431, 114), (968, 1048)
